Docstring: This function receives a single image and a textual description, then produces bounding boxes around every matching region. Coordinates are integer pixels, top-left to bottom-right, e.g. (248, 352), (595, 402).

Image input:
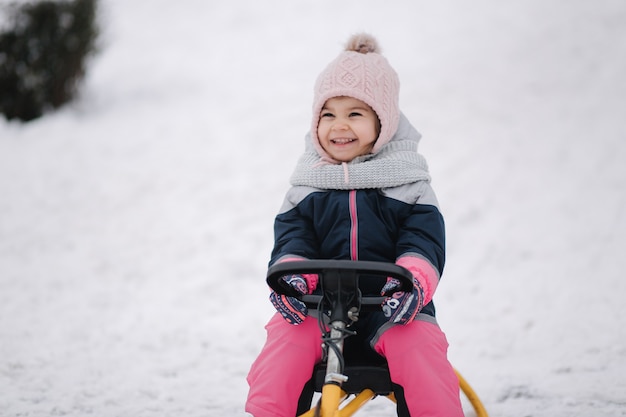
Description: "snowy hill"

(1, 1), (625, 416)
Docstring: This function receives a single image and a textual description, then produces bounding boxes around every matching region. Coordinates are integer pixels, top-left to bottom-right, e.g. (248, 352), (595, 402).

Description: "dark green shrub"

(0, 0), (98, 121)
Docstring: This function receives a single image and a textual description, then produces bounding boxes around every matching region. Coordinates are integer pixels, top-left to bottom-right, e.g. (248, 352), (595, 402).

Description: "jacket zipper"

(349, 190), (358, 260)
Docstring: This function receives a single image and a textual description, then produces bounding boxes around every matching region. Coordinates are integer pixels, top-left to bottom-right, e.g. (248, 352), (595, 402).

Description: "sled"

(267, 259), (489, 417)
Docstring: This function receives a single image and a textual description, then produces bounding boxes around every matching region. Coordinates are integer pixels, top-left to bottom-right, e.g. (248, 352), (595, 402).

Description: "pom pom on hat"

(310, 33), (400, 160)
(345, 33), (380, 54)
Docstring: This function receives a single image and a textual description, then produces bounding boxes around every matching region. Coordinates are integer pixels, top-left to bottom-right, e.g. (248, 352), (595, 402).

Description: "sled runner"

(267, 260), (489, 417)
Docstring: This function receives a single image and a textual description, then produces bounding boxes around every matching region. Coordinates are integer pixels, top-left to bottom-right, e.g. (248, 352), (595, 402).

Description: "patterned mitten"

(380, 277), (424, 325)
(269, 275), (308, 325)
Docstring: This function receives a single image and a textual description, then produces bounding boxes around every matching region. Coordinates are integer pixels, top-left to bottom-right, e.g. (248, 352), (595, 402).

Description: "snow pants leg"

(374, 319), (465, 417)
(246, 313), (323, 417)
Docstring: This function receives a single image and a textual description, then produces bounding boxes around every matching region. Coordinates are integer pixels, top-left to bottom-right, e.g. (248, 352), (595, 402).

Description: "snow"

(1, 0), (626, 415)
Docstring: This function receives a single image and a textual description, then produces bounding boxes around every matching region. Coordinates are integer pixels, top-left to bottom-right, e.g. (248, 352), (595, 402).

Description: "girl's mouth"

(331, 138), (356, 144)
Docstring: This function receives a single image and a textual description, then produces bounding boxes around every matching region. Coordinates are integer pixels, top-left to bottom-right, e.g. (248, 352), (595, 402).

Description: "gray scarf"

(290, 113), (431, 190)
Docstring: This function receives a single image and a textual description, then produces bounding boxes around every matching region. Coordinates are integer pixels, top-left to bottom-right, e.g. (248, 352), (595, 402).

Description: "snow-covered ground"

(1, 1), (625, 415)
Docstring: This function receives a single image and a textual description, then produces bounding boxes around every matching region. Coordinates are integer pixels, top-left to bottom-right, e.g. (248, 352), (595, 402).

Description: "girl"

(246, 33), (464, 417)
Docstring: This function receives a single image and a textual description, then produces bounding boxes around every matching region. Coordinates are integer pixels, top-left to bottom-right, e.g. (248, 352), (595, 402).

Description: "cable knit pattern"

(291, 113), (430, 190)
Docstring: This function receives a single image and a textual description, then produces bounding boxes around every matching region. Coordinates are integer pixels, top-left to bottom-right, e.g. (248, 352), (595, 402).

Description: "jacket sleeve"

(394, 182), (445, 305)
(269, 187), (321, 266)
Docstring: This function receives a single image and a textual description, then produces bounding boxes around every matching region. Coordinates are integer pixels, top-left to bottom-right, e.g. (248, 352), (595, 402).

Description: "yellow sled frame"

(299, 379), (487, 417)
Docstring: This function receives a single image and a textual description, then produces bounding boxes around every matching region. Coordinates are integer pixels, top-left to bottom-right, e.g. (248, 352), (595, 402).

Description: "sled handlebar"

(266, 259), (414, 312)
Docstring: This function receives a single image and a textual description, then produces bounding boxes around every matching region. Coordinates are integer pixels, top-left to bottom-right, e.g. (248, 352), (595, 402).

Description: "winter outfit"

(246, 34), (463, 417)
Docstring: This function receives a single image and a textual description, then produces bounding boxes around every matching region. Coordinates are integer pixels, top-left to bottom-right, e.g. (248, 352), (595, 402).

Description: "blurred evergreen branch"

(0, 0), (99, 121)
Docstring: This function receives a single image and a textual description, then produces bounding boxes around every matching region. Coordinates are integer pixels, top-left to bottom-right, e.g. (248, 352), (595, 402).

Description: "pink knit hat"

(311, 33), (400, 160)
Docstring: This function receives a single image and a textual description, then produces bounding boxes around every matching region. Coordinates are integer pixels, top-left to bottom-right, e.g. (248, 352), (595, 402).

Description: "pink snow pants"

(245, 313), (464, 417)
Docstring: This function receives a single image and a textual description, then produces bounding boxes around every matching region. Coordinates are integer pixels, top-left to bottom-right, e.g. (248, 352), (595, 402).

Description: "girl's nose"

(331, 121), (348, 131)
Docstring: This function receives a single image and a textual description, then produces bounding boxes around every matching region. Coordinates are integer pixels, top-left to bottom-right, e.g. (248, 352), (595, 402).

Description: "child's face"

(317, 96), (380, 162)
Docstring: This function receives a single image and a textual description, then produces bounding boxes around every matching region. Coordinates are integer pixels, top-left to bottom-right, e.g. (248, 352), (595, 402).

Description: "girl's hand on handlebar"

(380, 277), (424, 325)
(269, 275), (308, 325)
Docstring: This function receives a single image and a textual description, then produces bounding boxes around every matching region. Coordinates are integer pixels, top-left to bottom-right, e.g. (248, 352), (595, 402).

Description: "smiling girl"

(246, 33), (464, 417)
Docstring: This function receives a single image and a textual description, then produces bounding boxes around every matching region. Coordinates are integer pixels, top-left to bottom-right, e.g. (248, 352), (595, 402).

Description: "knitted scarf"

(290, 114), (431, 190)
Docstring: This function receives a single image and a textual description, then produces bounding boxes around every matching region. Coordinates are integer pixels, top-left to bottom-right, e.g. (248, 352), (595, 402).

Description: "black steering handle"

(266, 259), (414, 312)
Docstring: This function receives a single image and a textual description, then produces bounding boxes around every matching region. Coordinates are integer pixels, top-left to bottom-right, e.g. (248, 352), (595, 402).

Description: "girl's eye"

(349, 112), (362, 117)
(321, 112), (334, 118)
